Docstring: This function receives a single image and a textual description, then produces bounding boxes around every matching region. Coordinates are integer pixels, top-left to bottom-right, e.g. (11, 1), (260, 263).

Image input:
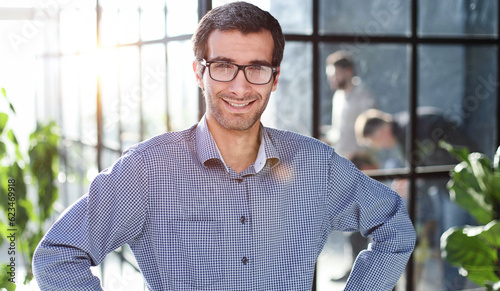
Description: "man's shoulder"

(264, 127), (333, 152)
(351, 83), (375, 100)
(123, 125), (196, 158)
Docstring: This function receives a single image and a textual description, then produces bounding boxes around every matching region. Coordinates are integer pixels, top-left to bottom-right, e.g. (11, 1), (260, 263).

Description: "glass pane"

(118, 0), (140, 10)
(211, 0), (311, 34)
(79, 53), (98, 146)
(140, 9), (165, 41)
(319, 43), (409, 167)
(61, 142), (85, 205)
(262, 41), (312, 136)
(100, 47), (120, 150)
(419, 0), (498, 37)
(60, 9), (97, 53)
(118, 9), (140, 44)
(413, 177), (478, 290)
(99, 0), (118, 10)
(140, 0), (164, 10)
(270, 0), (312, 34)
(100, 9), (119, 46)
(73, 0), (97, 9)
(141, 43), (167, 137)
(61, 55), (80, 141)
(119, 46), (141, 149)
(166, 40), (199, 131)
(418, 44), (498, 160)
(166, 0), (198, 36)
(319, 0), (411, 36)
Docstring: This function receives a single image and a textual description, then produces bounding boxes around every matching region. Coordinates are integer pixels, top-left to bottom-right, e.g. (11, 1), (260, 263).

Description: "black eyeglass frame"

(201, 59), (278, 85)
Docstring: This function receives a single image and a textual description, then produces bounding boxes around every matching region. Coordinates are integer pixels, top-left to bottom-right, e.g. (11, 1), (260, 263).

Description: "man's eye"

(213, 63), (233, 69)
(248, 65), (264, 71)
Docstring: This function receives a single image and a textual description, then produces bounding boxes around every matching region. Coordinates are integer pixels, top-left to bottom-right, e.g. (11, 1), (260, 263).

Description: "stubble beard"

(205, 90), (270, 131)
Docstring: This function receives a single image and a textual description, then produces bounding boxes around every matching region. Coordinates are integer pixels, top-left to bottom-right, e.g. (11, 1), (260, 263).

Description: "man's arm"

(33, 151), (148, 290)
(328, 155), (416, 290)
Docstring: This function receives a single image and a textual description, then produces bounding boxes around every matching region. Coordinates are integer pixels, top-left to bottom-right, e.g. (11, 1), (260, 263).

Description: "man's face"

(365, 125), (395, 150)
(194, 29), (280, 132)
(326, 65), (351, 90)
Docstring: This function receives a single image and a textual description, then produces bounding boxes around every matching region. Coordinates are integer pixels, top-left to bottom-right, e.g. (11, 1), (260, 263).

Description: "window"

(32, 0), (498, 290)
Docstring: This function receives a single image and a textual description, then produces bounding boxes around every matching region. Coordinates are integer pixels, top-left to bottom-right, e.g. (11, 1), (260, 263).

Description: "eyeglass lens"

(209, 63), (273, 84)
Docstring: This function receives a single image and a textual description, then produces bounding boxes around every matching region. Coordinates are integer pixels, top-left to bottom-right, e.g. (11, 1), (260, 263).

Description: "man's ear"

(271, 67), (280, 92)
(193, 61), (204, 89)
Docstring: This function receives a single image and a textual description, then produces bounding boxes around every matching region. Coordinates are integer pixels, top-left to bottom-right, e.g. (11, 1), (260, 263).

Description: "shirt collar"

(195, 115), (279, 173)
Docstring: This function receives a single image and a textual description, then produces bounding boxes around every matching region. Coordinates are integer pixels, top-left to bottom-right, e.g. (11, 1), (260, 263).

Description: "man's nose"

(228, 69), (252, 96)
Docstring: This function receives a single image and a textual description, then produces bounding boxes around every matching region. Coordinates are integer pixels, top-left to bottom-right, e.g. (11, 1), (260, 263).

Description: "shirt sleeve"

(327, 154), (416, 290)
(32, 150), (148, 290)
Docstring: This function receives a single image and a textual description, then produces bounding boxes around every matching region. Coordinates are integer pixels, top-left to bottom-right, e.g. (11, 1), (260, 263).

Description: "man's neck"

(206, 117), (261, 174)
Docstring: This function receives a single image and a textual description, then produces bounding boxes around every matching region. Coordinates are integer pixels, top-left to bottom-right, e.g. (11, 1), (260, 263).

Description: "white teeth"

(228, 102), (250, 108)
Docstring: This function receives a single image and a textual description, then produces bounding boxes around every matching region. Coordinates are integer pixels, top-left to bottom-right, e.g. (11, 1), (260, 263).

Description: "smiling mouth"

(228, 101), (251, 108)
(223, 98), (255, 109)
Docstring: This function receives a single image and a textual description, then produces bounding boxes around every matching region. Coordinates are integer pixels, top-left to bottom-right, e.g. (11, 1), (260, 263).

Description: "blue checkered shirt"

(33, 116), (415, 290)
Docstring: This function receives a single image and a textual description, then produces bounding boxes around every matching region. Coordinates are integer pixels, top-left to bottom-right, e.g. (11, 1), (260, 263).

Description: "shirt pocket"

(166, 220), (224, 289)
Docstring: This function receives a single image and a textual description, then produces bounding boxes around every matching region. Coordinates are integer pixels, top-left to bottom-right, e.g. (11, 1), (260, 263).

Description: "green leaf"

(0, 264), (17, 290)
(0, 112), (8, 135)
(449, 162), (495, 224)
(469, 220), (500, 247)
(440, 140), (470, 163)
(441, 225), (500, 286)
(470, 153), (494, 200)
(441, 226), (496, 266)
(0, 141), (6, 156)
(494, 146), (500, 173)
(7, 129), (18, 146)
(492, 173), (500, 205)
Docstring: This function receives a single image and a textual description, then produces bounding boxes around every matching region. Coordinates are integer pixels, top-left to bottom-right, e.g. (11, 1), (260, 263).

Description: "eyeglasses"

(201, 59), (278, 85)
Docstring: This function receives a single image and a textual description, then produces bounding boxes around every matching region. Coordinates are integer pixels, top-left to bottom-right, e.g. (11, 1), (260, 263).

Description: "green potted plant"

(440, 142), (500, 291)
(0, 88), (60, 290)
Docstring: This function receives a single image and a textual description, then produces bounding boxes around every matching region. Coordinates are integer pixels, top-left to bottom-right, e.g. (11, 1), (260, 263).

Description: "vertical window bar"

(96, 0), (103, 173)
(406, 0), (418, 290)
(163, 1), (172, 131)
(312, 0), (319, 289)
(95, 1), (105, 284)
(497, 2), (500, 150)
(197, 0), (211, 120)
(312, 0), (320, 140)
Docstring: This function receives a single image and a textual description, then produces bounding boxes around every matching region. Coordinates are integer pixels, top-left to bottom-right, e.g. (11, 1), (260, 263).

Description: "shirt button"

(240, 216), (246, 224)
(241, 257), (248, 265)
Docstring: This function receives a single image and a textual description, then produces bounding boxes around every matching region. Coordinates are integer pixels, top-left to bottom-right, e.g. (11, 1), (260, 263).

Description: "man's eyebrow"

(208, 57), (272, 66)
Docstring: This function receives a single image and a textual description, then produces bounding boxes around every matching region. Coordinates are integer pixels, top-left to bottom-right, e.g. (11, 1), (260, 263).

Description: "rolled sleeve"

(33, 150), (148, 290)
(328, 154), (416, 290)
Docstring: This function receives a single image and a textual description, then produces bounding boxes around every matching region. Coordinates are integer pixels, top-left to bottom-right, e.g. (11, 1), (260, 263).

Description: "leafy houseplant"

(0, 88), (60, 290)
(440, 142), (500, 290)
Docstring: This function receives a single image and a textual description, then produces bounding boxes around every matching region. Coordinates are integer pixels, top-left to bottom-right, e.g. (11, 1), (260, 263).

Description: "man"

(325, 50), (376, 159)
(33, 2), (415, 290)
(355, 107), (478, 290)
(354, 107), (478, 167)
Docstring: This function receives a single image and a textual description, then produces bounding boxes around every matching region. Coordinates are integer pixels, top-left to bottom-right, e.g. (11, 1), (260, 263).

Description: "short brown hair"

(326, 50), (354, 70)
(192, 2), (285, 68)
(355, 109), (393, 146)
